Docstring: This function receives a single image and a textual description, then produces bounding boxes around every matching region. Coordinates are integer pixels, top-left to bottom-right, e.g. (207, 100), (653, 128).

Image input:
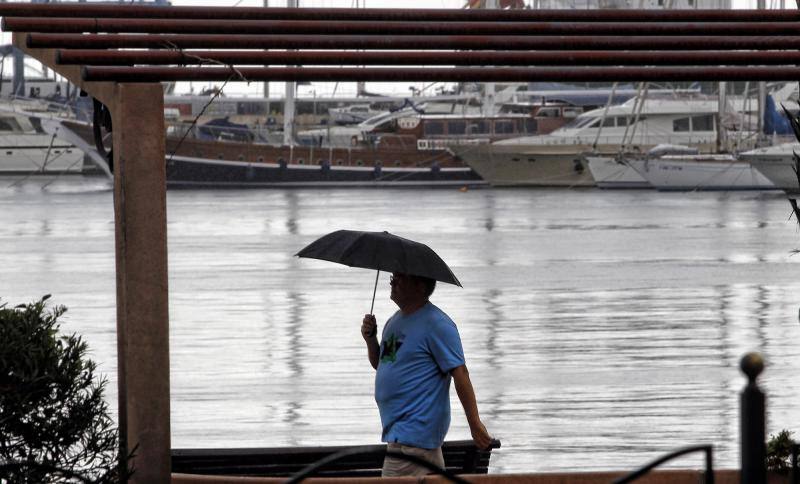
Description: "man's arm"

(361, 314), (380, 370)
(451, 364), (493, 450)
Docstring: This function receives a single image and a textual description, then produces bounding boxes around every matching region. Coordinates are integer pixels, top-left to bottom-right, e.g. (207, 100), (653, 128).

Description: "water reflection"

(2, 180), (800, 472)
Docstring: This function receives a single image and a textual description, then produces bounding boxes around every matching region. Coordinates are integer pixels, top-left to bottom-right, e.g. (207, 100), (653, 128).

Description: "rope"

(162, 41), (250, 165)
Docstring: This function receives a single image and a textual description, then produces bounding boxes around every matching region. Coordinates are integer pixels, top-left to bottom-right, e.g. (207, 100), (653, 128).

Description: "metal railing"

(612, 445), (714, 484)
(282, 447), (472, 484)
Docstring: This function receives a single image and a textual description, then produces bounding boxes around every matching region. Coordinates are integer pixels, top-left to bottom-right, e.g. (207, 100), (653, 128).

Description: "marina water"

(2, 175), (800, 474)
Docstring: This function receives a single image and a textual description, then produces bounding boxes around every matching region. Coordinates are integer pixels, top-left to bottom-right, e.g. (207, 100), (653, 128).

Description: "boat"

(453, 93), (753, 187)
(49, 90), (598, 188)
(0, 97), (88, 175)
(328, 103), (388, 125)
(627, 154), (776, 191)
(586, 156), (651, 189)
(55, 113), (487, 187)
(587, 144), (703, 189)
(738, 142), (800, 194)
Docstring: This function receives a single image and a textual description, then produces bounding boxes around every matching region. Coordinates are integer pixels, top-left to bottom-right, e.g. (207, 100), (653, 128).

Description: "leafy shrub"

(0, 295), (125, 483)
(766, 429), (797, 474)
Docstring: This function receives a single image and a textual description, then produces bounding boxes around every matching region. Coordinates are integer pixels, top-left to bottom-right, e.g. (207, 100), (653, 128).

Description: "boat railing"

(1, 95), (85, 121)
(165, 120), (282, 146)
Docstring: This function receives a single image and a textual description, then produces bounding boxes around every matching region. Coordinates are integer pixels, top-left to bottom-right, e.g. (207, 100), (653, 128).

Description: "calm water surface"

(2, 175), (800, 474)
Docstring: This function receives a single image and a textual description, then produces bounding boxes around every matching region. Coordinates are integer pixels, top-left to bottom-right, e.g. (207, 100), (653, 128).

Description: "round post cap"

(740, 352), (764, 382)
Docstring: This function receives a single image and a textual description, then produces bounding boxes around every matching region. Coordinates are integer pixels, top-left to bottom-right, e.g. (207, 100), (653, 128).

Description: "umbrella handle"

(370, 270), (379, 315)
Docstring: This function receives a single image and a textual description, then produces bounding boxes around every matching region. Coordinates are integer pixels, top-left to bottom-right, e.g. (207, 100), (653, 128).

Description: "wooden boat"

(55, 99), (581, 187)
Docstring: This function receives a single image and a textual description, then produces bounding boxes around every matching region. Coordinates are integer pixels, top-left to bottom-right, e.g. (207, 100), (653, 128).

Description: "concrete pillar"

(111, 83), (170, 484)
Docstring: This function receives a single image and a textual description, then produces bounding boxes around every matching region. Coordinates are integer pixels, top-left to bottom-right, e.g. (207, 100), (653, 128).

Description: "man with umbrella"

(297, 230), (493, 477)
(361, 273), (492, 477)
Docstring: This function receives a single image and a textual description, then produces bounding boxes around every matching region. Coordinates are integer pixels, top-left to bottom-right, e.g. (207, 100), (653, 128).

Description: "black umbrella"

(296, 230), (461, 313)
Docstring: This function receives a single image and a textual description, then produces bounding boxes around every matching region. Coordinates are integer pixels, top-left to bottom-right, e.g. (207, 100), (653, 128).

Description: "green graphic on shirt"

(380, 333), (403, 363)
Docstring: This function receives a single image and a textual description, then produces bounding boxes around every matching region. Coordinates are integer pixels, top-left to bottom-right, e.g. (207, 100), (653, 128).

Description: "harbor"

(2, 179), (800, 475)
(5, 1), (800, 482)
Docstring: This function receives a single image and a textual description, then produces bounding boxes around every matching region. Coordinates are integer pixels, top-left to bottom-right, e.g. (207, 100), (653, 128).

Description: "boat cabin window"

(536, 107), (561, 118)
(691, 114), (714, 131)
(673, 117), (691, 132)
(448, 121), (467, 136)
(494, 120), (515, 135)
(424, 121), (445, 136)
(466, 121), (489, 135)
(0, 117), (21, 132)
(563, 116), (599, 130)
(524, 119), (538, 134)
(602, 117), (615, 127)
(563, 107), (582, 118)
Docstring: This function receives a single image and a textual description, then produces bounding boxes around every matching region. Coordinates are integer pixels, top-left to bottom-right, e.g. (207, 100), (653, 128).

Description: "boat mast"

(483, 0), (497, 117)
(12, 47), (24, 97)
(718, 81), (727, 152)
(756, 0), (766, 145)
(264, 0), (269, 103)
(283, 0), (297, 147)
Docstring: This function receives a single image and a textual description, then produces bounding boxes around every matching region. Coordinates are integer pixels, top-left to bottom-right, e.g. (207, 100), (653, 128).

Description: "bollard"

(741, 352), (766, 484)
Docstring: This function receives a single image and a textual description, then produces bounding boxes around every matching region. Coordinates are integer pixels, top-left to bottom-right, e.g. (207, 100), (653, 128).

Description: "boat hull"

(61, 119), (485, 187)
(739, 145), (800, 194)
(453, 144), (596, 187)
(166, 155), (484, 187)
(0, 133), (85, 174)
(628, 157), (777, 191)
(748, 160), (800, 194)
(586, 156), (650, 189)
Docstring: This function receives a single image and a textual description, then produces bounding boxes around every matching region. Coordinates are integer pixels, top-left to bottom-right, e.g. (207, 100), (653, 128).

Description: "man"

(361, 272), (492, 477)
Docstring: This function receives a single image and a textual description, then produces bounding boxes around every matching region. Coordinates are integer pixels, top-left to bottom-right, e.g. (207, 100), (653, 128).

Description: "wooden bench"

(172, 439), (501, 478)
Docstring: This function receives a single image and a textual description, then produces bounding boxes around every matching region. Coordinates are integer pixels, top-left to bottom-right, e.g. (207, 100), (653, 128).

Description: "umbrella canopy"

(296, 230), (462, 287)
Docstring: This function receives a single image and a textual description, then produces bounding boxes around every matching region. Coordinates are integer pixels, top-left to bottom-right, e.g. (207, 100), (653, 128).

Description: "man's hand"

(469, 420), (493, 450)
(361, 314), (377, 341)
(451, 364), (493, 450)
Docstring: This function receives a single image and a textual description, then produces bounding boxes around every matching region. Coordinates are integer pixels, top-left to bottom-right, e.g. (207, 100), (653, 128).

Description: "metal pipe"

(3, 4), (800, 22)
(81, 65), (800, 82)
(29, 33), (800, 50)
(55, 49), (800, 66)
(8, 17), (800, 36)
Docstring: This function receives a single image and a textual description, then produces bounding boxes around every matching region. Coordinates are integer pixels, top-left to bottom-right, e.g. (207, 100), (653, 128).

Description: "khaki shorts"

(382, 442), (445, 477)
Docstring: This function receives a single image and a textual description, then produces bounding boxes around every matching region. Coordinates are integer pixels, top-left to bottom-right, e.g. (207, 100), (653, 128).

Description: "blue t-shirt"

(374, 302), (465, 449)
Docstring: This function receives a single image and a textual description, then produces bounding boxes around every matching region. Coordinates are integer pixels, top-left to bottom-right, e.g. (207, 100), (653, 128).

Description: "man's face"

(390, 273), (417, 306)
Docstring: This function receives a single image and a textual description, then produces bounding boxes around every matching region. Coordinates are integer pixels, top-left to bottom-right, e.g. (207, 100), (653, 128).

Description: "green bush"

(0, 295), (125, 483)
(766, 429), (797, 474)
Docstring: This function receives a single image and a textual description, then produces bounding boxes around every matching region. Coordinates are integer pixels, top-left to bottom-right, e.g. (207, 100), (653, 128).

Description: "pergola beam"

(79, 65), (800, 83)
(8, 18), (800, 36)
(27, 33), (800, 51)
(1, 3), (799, 21)
(55, 49), (800, 67)
(11, 32), (114, 105)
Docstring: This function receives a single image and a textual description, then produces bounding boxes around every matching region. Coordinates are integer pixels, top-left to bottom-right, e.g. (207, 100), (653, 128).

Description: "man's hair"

(411, 275), (436, 298)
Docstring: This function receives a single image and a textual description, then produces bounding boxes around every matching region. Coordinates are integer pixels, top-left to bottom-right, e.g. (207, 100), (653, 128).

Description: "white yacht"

(328, 103), (388, 125)
(452, 94), (751, 187)
(627, 154), (776, 191)
(738, 142), (800, 194)
(0, 99), (86, 174)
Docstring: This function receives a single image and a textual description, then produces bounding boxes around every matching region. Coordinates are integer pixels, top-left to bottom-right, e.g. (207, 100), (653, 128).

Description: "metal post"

(741, 352), (766, 484)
